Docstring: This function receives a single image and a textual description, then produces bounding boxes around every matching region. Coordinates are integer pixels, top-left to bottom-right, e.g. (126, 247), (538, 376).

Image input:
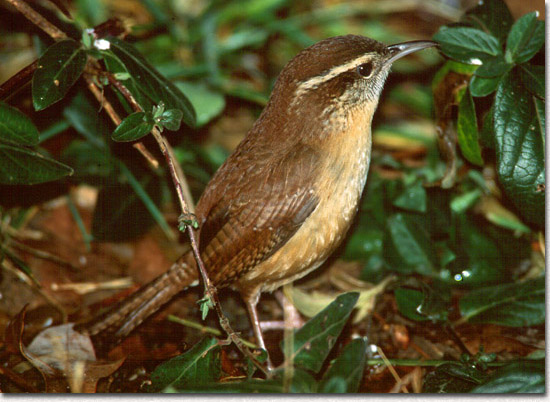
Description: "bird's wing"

(197, 143), (320, 287)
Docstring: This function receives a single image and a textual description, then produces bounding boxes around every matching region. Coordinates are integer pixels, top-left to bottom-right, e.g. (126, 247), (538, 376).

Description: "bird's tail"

(75, 253), (198, 341)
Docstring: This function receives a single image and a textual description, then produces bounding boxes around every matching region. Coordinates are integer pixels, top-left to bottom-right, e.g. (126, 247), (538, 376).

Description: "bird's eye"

(356, 62), (374, 78)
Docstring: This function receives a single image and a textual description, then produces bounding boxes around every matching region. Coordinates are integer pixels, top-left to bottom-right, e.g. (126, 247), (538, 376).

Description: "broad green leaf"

(32, 39), (87, 111)
(343, 227), (383, 261)
(0, 102), (39, 146)
(471, 361), (544, 393)
(473, 55), (512, 78)
(92, 171), (163, 241)
(519, 64), (544, 99)
(423, 362), (487, 393)
(383, 214), (436, 276)
(148, 337), (220, 392)
(61, 140), (114, 184)
(0, 144), (72, 185)
(105, 37), (196, 127)
(165, 368), (317, 393)
(469, 75), (501, 97)
(159, 109), (183, 131)
(457, 89), (483, 165)
(319, 338), (366, 393)
(493, 71), (544, 227)
(394, 288), (429, 321)
(462, 0), (514, 43)
(432, 27), (501, 65)
(102, 50), (153, 112)
(174, 82), (225, 127)
(63, 91), (109, 148)
(111, 112), (154, 142)
(393, 181), (427, 213)
(505, 12), (544, 64)
(282, 292), (359, 373)
(459, 277), (544, 326)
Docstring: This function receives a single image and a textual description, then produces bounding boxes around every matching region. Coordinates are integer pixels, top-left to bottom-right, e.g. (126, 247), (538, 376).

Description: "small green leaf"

(423, 362), (487, 393)
(519, 64), (544, 99)
(459, 277), (544, 326)
(92, 172), (163, 241)
(471, 361), (544, 393)
(32, 39), (87, 111)
(159, 109), (184, 131)
(505, 12), (544, 63)
(457, 89), (483, 165)
(319, 339), (367, 393)
(0, 102), (39, 146)
(148, 337), (220, 392)
(383, 214), (436, 276)
(462, 0), (514, 43)
(319, 338), (367, 393)
(393, 181), (427, 213)
(111, 112), (154, 142)
(473, 55), (511, 78)
(105, 37), (196, 127)
(174, 81), (226, 127)
(0, 144), (73, 185)
(433, 27), (501, 65)
(282, 292), (359, 373)
(394, 288), (429, 321)
(469, 75), (501, 97)
(494, 71), (545, 227)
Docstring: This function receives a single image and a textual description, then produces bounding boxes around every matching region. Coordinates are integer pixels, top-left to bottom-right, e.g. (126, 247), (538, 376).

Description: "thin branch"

(0, 60), (37, 101)
(88, 65), (269, 374)
(107, 73), (268, 375)
(5, 0), (67, 40)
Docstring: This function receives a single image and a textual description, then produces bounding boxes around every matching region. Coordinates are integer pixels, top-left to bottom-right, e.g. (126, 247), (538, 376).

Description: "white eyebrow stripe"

(296, 53), (376, 92)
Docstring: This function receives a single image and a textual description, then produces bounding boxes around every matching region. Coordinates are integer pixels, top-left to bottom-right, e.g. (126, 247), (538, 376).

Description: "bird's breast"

(237, 106), (374, 299)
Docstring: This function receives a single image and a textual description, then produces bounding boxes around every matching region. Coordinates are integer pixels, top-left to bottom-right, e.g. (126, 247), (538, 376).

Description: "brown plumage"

(77, 35), (437, 361)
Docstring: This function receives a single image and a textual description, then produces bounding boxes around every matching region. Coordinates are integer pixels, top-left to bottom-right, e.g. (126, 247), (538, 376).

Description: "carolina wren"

(77, 35), (436, 358)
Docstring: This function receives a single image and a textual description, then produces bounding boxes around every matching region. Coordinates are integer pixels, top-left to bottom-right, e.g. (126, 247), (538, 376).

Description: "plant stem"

(5, 0), (67, 40)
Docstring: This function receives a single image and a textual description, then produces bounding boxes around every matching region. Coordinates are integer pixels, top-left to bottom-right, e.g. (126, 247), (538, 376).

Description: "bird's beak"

(384, 40), (438, 66)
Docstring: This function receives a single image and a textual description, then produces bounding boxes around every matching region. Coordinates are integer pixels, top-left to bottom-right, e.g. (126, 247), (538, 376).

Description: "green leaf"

(105, 37), (196, 127)
(473, 55), (511, 78)
(459, 277), (544, 326)
(319, 338), (367, 393)
(32, 39), (87, 111)
(462, 0), (514, 43)
(0, 102), (40, 146)
(63, 91), (109, 148)
(519, 64), (544, 99)
(111, 112), (154, 142)
(423, 362), (487, 393)
(148, 337), (220, 392)
(505, 12), (544, 63)
(282, 292), (359, 373)
(394, 288), (429, 321)
(471, 361), (544, 393)
(383, 214), (436, 276)
(457, 89), (483, 165)
(61, 140), (114, 184)
(493, 71), (545, 227)
(469, 75), (501, 97)
(433, 27), (501, 65)
(174, 82), (226, 127)
(159, 109), (183, 131)
(0, 144), (73, 185)
(92, 172), (163, 241)
(393, 181), (427, 212)
(343, 227), (383, 261)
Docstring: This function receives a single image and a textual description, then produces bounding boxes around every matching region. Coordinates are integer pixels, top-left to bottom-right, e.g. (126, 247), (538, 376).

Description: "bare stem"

(95, 71), (269, 374)
(5, 0), (67, 40)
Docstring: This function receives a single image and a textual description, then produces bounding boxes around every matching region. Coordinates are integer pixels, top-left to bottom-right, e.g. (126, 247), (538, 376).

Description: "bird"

(76, 35), (437, 364)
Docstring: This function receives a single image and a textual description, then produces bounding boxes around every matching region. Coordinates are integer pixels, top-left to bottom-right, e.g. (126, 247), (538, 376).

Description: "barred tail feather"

(76, 254), (197, 340)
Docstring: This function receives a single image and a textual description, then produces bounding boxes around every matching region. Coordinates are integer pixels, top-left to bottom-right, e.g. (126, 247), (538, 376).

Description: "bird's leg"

(259, 290), (305, 331)
(245, 297), (274, 371)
